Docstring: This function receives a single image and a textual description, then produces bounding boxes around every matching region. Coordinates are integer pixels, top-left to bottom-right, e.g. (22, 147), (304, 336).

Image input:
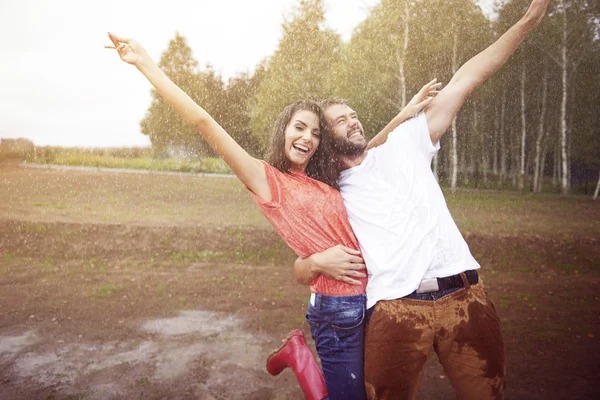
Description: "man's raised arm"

(425, 0), (550, 144)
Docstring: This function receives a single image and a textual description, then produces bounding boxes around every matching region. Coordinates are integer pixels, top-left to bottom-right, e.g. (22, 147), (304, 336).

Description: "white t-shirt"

(338, 112), (480, 309)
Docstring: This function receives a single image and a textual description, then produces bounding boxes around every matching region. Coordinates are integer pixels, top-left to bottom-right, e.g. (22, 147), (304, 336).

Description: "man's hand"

(310, 245), (366, 286)
(406, 78), (442, 117)
(367, 79), (441, 150)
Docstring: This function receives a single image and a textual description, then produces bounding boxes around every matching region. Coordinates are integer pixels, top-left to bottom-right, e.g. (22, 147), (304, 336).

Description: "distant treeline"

(0, 138), (35, 159)
(3, 0), (598, 194)
(138, 0), (599, 195)
(32, 146), (152, 160)
(1, 142), (231, 175)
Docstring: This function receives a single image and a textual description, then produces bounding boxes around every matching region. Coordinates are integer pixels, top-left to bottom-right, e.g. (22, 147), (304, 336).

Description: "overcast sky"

(0, 0), (493, 148)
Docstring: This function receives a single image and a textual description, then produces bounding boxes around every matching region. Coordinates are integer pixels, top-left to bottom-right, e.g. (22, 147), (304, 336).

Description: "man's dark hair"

(319, 98), (350, 113)
(265, 100), (340, 189)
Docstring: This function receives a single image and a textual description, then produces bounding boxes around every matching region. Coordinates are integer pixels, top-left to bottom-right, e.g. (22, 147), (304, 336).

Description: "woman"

(106, 32), (439, 400)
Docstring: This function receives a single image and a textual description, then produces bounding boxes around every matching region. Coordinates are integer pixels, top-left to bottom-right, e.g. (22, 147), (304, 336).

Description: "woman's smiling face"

(283, 109), (322, 171)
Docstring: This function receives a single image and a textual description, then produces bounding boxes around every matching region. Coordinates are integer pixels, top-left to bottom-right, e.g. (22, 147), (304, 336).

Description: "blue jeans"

(305, 293), (367, 400)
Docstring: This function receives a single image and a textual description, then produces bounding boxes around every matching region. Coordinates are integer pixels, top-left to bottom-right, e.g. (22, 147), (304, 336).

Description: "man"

(289, 1), (550, 399)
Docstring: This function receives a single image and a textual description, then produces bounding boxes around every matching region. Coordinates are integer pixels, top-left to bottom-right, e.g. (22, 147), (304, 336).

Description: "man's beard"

(331, 134), (368, 157)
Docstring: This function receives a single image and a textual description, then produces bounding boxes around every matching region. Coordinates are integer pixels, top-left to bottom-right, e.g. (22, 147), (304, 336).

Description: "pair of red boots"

(266, 330), (328, 400)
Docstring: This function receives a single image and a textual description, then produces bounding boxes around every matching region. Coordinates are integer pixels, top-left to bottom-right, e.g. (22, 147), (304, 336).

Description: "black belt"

(415, 269), (479, 294)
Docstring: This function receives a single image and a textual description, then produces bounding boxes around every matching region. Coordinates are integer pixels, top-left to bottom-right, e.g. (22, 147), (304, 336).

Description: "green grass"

(156, 283), (167, 298)
(555, 263), (581, 274)
(293, 316), (306, 325)
(33, 201), (65, 209)
(272, 290), (285, 300)
(90, 284), (123, 299)
(2, 168), (598, 238)
(84, 259), (107, 273)
(169, 246), (288, 265)
(27, 153), (232, 175)
(136, 376), (151, 386)
(442, 189), (599, 237)
(13, 222), (53, 233)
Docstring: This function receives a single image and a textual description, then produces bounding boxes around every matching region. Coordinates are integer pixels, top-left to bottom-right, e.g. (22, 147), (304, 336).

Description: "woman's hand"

(522, 0), (551, 30)
(104, 32), (151, 67)
(310, 245), (367, 285)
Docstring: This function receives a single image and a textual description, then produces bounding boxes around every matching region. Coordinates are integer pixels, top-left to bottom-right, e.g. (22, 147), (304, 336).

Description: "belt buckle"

(416, 278), (439, 294)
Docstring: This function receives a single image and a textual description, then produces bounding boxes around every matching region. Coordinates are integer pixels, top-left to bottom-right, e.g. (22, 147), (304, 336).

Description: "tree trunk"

(560, 0), (569, 194)
(519, 65), (527, 190)
(450, 27), (459, 193)
(461, 132), (469, 186)
(445, 139), (451, 179)
(396, 4), (410, 109)
(538, 133), (549, 192)
(471, 105), (483, 187)
(510, 127), (518, 189)
(480, 110), (488, 185)
(430, 70), (438, 181)
(553, 144), (559, 186)
(500, 85), (507, 185)
(493, 104), (499, 175)
(533, 67), (548, 192)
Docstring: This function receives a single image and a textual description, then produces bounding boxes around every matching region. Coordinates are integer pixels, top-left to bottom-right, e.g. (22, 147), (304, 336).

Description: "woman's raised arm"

(106, 33), (271, 201)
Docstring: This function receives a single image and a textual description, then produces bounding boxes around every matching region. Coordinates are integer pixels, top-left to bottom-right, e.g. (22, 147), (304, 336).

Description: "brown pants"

(364, 278), (505, 400)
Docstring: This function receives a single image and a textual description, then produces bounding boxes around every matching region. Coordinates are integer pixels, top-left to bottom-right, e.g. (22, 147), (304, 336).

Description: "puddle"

(0, 331), (37, 357)
(140, 310), (239, 336)
(1, 310), (271, 399)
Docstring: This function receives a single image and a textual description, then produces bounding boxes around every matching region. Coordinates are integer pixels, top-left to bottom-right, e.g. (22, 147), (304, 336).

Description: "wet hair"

(265, 100), (340, 190)
(319, 98), (350, 112)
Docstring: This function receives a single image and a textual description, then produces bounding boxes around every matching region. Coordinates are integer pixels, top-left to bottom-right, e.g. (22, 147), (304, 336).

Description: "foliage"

(249, 0), (342, 152)
(0, 138), (34, 160)
(130, 0), (600, 194)
(222, 67), (266, 156)
(327, 0), (599, 193)
(491, 0), (600, 191)
(25, 147), (231, 174)
(330, 0), (490, 142)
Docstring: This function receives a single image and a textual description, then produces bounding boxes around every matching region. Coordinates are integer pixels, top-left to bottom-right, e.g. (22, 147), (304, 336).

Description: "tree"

(532, 66), (548, 192)
(250, 0), (341, 153)
(141, 33), (200, 157)
(140, 33), (229, 158)
(222, 64), (266, 157)
(494, 0), (600, 194)
(330, 0), (431, 140)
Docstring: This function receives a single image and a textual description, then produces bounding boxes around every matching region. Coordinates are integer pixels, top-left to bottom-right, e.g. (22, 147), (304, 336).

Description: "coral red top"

(246, 161), (367, 296)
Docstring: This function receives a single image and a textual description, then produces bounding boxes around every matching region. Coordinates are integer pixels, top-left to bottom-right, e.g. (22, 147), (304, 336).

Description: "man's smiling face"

(324, 103), (368, 156)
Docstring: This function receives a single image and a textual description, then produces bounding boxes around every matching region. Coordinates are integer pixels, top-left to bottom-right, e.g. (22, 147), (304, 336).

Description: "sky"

(0, 0), (494, 148)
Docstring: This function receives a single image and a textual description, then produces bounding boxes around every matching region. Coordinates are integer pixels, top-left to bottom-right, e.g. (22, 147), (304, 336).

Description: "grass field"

(0, 165), (598, 399)
(25, 152), (233, 175)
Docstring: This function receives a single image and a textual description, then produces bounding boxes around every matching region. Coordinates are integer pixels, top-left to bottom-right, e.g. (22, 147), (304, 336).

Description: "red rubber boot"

(266, 329), (328, 400)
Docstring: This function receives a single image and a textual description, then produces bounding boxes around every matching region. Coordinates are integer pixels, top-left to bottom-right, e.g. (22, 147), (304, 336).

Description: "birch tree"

(519, 64), (527, 190)
(558, 0), (569, 193)
(532, 66), (548, 192)
(450, 24), (459, 192)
